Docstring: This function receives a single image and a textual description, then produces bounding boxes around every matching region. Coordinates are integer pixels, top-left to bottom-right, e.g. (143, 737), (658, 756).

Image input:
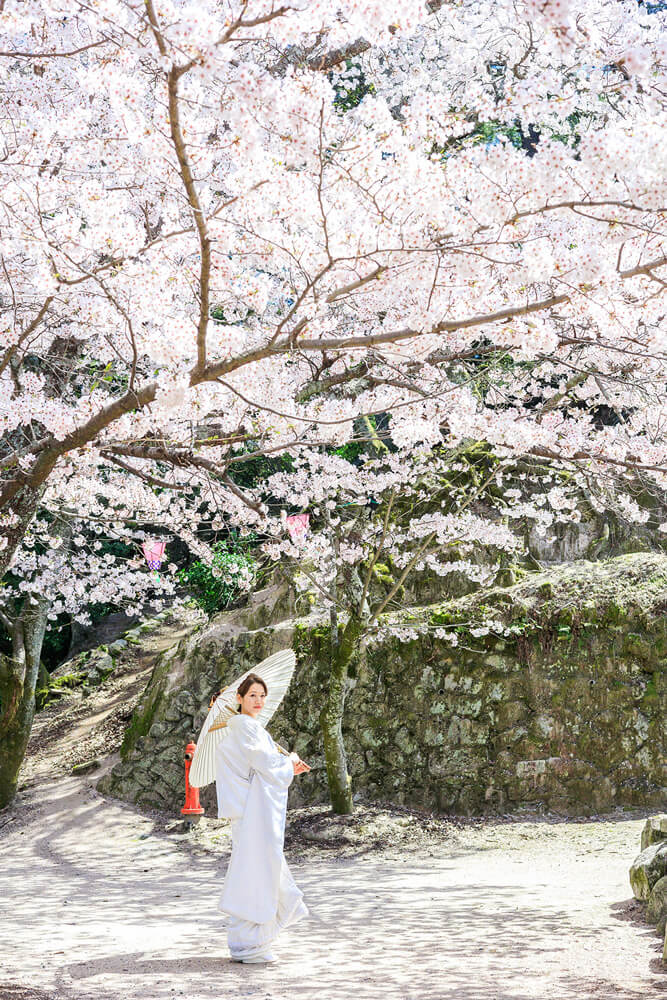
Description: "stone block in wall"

(493, 700), (526, 730)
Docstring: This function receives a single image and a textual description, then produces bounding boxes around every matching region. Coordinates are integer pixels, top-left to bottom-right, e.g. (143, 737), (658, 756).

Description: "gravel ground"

(1, 610), (665, 1000)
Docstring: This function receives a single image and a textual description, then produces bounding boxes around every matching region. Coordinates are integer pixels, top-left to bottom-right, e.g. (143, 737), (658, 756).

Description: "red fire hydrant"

(181, 741), (204, 820)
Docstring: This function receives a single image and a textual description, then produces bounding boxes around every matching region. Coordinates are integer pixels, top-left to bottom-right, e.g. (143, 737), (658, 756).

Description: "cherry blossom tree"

(0, 486), (193, 806)
(261, 418), (667, 813)
(262, 444), (518, 812)
(1, 0), (666, 808)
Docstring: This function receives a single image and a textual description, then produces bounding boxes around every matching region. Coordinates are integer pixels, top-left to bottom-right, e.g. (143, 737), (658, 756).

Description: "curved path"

(1, 771), (664, 1000)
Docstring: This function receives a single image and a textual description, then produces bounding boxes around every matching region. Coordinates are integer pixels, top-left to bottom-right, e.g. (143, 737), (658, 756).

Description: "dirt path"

(1, 770), (664, 1000)
(1, 608), (665, 1000)
(19, 606), (204, 788)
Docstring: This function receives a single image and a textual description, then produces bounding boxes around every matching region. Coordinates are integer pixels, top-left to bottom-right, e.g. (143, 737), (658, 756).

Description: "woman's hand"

(288, 750), (311, 775)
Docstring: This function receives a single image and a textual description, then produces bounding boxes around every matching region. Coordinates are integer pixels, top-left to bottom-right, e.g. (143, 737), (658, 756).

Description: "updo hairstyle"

(236, 672), (268, 712)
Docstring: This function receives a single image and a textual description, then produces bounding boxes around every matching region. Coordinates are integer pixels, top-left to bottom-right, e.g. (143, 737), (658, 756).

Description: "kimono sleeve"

(236, 716), (294, 789)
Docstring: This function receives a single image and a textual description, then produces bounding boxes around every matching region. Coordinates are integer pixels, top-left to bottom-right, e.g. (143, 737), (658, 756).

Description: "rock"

(84, 653), (114, 686)
(641, 815), (667, 850)
(238, 582), (296, 631)
(630, 843), (667, 901)
(494, 700), (525, 729)
(146, 721), (175, 740)
(66, 607), (142, 659)
(108, 639), (128, 654)
(72, 759), (100, 776)
(647, 876), (667, 935)
(164, 820), (189, 834)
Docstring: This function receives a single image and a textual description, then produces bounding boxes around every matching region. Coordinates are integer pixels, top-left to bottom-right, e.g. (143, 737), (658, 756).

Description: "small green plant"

(332, 60), (375, 113)
(177, 536), (257, 615)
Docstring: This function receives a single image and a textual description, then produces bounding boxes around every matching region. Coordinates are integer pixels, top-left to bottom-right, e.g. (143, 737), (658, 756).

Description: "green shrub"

(177, 536), (257, 616)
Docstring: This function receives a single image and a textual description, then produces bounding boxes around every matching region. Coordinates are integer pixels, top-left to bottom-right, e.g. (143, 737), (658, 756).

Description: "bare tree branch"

(104, 454), (193, 491)
(0, 39), (109, 59)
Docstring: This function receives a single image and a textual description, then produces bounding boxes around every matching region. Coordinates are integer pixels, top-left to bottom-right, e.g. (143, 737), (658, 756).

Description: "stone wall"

(101, 552), (667, 816)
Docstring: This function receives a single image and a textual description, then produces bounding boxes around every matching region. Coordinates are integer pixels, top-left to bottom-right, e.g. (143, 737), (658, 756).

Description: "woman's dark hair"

(236, 672), (268, 711)
(208, 672), (269, 710)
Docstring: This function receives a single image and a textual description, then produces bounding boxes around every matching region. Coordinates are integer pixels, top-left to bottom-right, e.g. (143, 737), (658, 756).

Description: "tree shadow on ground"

(0, 986), (58, 1000)
(3, 781), (664, 1000)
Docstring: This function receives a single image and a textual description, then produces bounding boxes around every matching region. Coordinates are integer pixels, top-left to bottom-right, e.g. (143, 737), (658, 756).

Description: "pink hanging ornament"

(142, 539), (167, 575)
(285, 513), (309, 545)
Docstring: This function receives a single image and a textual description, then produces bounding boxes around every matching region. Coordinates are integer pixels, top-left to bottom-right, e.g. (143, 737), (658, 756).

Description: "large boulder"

(641, 814), (667, 850)
(647, 876), (667, 935)
(630, 843), (667, 902)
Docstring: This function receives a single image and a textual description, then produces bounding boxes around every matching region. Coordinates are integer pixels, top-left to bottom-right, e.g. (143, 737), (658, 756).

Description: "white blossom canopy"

(0, 0), (665, 624)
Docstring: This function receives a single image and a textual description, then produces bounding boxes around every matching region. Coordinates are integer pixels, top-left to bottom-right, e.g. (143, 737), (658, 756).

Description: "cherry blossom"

(1, 0), (666, 810)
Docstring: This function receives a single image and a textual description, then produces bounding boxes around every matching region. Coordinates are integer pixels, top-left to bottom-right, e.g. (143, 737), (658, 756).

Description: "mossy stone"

(104, 552), (667, 816)
(630, 843), (667, 902)
(641, 815), (667, 850)
(647, 876), (667, 934)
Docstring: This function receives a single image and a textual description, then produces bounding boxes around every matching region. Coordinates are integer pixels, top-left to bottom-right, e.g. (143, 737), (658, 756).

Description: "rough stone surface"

(630, 842), (667, 902)
(71, 758), (100, 776)
(102, 552), (667, 816)
(647, 875), (667, 935)
(641, 814), (667, 850)
(37, 648), (117, 710)
(50, 647), (113, 683)
(65, 607), (141, 659)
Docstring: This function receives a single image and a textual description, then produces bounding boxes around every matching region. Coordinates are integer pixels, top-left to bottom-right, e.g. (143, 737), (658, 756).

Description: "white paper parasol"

(189, 648), (296, 788)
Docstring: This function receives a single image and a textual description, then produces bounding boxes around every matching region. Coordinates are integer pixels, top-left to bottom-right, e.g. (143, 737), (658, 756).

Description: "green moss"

(35, 672), (87, 711)
(430, 609), (458, 626)
(604, 601), (626, 624)
(372, 562), (395, 587)
(293, 621), (331, 664)
(641, 678), (660, 711)
(119, 649), (176, 759)
(120, 692), (161, 760)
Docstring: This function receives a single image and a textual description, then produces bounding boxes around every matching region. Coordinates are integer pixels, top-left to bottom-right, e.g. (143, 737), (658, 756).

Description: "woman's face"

(237, 682), (267, 718)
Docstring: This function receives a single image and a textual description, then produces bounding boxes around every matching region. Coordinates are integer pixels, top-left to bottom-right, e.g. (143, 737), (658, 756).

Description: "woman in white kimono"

(215, 672), (310, 964)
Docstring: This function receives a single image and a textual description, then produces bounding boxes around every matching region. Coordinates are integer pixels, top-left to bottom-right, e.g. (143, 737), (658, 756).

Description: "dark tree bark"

(320, 615), (363, 815)
(0, 518), (71, 809)
(0, 593), (50, 808)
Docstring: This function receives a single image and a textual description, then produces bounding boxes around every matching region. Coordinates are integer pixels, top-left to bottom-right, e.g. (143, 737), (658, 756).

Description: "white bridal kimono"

(215, 713), (308, 961)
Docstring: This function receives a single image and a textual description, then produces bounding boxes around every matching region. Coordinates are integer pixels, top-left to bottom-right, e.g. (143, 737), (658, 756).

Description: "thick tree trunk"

(320, 616), (362, 815)
(0, 594), (50, 808)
